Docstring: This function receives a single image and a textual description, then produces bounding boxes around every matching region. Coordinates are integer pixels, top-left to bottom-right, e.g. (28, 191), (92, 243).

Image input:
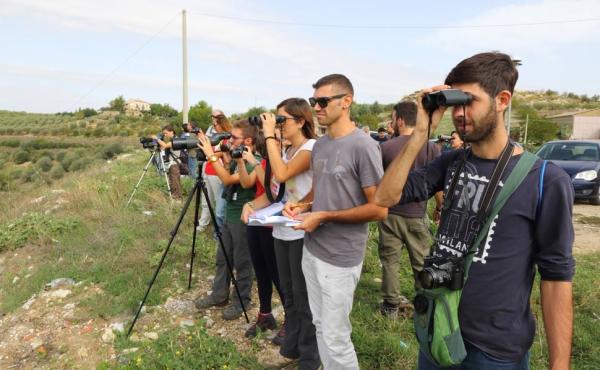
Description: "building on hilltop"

(548, 108), (600, 140)
(124, 99), (151, 117)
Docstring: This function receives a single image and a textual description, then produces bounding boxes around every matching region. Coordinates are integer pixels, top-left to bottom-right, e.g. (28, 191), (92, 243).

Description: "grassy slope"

(0, 150), (598, 369)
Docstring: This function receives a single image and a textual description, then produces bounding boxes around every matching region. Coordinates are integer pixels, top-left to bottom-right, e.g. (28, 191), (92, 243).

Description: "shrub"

(68, 158), (87, 172)
(13, 150), (30, 164)
(56, 150), (67, 161)
(0, 139), (20, 148)
(49, 163), (65, 180)
(36, 157), (53, 172)
(100, 143), (124, 159)
(61, 153), (77, 171)
(21, 168), (37, 183)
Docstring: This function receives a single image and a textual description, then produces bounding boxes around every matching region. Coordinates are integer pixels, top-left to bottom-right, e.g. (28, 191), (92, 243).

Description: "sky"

(1, 0), (599, 114)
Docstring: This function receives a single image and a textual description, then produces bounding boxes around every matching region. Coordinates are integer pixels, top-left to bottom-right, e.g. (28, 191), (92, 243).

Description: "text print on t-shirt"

(435, 161), (503, 264)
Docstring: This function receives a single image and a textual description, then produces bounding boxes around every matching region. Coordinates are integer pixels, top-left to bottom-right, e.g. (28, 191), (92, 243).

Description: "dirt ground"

(0, 204), (597, 369)
(572, 203), (600, 255)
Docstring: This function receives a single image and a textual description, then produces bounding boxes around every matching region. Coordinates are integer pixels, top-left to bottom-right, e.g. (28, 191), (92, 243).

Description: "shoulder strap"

(465, 151), (539, 276)
(537, 160), (547, 218)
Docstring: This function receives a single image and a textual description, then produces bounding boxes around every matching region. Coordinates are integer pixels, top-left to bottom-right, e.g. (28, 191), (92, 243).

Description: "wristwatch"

(208, 154), (218, 163)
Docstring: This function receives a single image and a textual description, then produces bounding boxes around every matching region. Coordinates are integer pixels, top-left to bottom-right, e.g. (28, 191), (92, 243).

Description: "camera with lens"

(437, 135), (453, 144)
(248, 115), (287, 128)
(418, 255), (464, 291)
(422, 89), (472, 113)
(139, 137), (158, 150)
(172, 132), (231, 151)
(190, 127), (202, 134)
(231, 145), (248, 159)
(219, 142), (231, 152)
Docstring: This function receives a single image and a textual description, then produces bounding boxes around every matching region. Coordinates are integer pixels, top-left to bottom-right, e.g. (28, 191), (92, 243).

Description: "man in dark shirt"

(375, 52), (574, 370)
(378, 101), (442, 317)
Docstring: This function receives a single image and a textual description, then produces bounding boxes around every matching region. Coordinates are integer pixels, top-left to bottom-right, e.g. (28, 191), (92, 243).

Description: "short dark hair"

(277, 98), (317, 139)
(312, 74), (354, 95)
(393, 101), (417, 127)
(377, 127), (387, 133)
(233, 119), (258, 144)
(162, 124), (174, 132)
(444, 51), (519, 97)
(450, 130), (459, 136)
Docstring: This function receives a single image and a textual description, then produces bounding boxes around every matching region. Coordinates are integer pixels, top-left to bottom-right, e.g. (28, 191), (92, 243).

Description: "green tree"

(150, 103), (178, 118)
(109, 95), (125, 112)
(188, 100), (213, 131)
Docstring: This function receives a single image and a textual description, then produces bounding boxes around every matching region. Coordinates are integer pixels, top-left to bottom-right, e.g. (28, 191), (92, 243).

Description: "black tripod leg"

(188, 181), (202, 290)
(127, 179), (200, 336)
(200, 181), (250, 324)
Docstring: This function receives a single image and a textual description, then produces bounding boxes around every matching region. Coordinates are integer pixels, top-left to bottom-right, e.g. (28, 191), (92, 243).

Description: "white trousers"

(302, 246), (363, 370)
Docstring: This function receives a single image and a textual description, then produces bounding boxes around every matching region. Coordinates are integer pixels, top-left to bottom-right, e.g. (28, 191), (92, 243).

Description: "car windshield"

(537, 142), (600, 161)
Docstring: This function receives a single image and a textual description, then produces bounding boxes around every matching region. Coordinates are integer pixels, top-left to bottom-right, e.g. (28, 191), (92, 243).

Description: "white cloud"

(422, 0), (600, 54)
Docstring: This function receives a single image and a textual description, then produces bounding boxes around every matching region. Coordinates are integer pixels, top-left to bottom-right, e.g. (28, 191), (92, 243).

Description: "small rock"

(77, 348), (88, 358)
(31, 196), (46, 204)
(122, 347), (139, 354)
(46, 289), (72, 299)
(110, 322), (125, 333)
(204, 317), (215, 328)
(143, 332), (159, 340)
(25, 274), (32, 279)
(45, 278), (76, 290)
(63, 303), (76, 310)
(30, 338), (44, 350)
(373, 277), (382, 283)
(142, 211), (156, 216)
(80, 324), (94, 334)
(102, 328), (115, 343)
(163, 297), (195, 315)
(12, 276), (20, 284)
(22, 296), (36, 310)
(180, 319), (194, 328)
(36, 345), (48, 357)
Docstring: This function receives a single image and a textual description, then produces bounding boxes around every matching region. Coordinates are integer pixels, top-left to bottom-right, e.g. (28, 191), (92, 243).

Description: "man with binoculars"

(376, 52), (574, 370)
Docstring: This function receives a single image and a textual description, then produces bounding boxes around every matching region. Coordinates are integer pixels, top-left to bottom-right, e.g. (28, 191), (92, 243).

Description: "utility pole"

(182, 10), (189, 124)
(523, 114), (529, 145)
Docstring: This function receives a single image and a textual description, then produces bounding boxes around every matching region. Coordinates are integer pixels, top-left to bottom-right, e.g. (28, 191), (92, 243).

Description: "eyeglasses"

(309, 94), (347, 108)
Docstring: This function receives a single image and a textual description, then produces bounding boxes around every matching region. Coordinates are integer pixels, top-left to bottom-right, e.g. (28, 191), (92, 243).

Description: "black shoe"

(194, 295), (228, 310)
(380, 302), (399, 318)
(245, 312), (277, 338)
(271, 320), (286, 346)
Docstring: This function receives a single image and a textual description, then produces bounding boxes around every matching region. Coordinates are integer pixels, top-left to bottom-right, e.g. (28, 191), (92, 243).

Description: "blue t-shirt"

(402, 149), (575, 362)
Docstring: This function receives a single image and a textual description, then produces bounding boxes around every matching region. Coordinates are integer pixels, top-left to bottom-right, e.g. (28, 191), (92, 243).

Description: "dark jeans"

(418, 342), (530, 370)
(210, 223), (253, 307)
(274, 238), (320, 370)
(246, 226), (283, 313)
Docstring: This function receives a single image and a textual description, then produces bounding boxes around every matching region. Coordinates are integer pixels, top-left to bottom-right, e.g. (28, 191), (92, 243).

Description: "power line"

(188, 12), (600, 30)
(71, 13), (179, 110)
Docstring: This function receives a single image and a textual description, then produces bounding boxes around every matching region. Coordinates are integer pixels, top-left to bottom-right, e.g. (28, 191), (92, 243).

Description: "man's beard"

(457, 103), (497, 143)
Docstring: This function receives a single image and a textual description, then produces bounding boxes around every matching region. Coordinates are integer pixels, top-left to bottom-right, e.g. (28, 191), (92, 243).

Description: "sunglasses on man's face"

(309, 93), (347, 108)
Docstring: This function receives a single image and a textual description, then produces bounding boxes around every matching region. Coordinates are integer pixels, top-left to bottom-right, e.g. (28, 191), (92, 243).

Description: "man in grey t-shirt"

(284, 74), (387, 369)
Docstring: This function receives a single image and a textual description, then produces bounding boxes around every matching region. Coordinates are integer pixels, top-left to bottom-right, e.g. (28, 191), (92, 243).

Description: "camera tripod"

(127, 160), (250, 336)
(126, 149), (173, 207)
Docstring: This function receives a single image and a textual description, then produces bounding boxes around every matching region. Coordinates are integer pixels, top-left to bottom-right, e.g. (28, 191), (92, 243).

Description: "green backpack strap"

(465, 151), (539, 276)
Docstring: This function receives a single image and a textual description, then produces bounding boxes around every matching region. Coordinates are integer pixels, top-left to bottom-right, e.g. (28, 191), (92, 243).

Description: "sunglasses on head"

(309, 93), (347, 108)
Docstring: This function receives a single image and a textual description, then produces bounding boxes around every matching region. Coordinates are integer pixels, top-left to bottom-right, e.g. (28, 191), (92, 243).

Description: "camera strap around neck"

(440, 140), (514, 272)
